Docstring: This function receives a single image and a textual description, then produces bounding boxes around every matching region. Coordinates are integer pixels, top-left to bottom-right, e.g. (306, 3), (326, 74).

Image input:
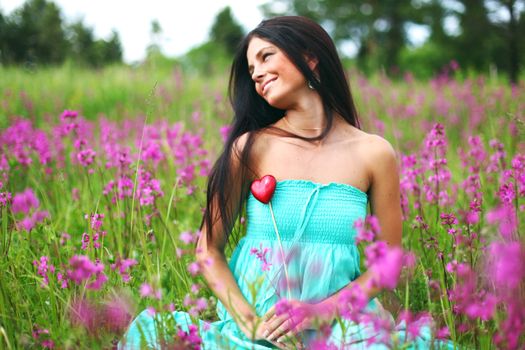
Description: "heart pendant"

(250, 175), (277, 204)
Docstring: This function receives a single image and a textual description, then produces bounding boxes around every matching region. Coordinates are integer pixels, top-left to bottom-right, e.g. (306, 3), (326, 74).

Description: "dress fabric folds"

(119, 180), (453, 349)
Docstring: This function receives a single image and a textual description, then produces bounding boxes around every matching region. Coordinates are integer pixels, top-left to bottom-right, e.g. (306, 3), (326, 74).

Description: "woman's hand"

(261, 299), (334, 348)
(237, 314), (299, 350)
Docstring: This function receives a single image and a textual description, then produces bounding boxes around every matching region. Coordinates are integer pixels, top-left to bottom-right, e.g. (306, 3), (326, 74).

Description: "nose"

(251, 66), (264, 82)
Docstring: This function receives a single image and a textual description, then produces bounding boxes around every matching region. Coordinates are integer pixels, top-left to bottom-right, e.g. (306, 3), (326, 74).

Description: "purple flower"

(488, 241), (524, 289)
(369, 245), (404, 289)
(77, 148), (96, 167)
(338, 284), (368, 321)
(140, 283), (162, 299)
(355, 215), (381, 243)
(60, 109), (78, 122)
(487, 205), (517, 239)
(464, 293), (498, 321)
(0, 191), (11, 207)
(219, 125), (232, 143)
(187, 262), (200, 276)
(180, 231), (196, 245)
(103, 294), (134, 333)
(67, 255), (106, 288)
(250, 243), (272, 272)
(110, 257), (138, 282)
(70, 298), (98, 333)
(12, 188), (40, 214)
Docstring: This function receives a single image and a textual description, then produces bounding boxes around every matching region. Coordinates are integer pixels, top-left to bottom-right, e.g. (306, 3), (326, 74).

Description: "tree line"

(262, 0), (525, 83)
(0, 0), (122, 67)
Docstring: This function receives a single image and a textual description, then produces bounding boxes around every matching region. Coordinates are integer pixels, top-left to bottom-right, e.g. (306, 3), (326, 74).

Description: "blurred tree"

(1, 0), (68, 65)
(100, 30), (123, 64)
(0, 0), (122, 67)
(67, 20), (122, 67)
(261, 0), (524, 82)
(147, 19), (163, 56)
(67, 19), (97, 66)
(209, 7), (245, 55)
(485, 0), (524, 83)
(261, 0), (435, 76)
(453, 0), (498, 71)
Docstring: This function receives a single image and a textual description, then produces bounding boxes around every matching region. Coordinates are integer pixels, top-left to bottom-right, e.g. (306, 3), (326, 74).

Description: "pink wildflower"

(354, 216), (381, 243)
(187, 262), (200, 276)
(250, 243), (272, 271)
(60, 109), (78, 122)
(12, 188), (39, 214)
(486, 205), (517, 239)
(67, 255), (106, 289)
(77, 148), (96, 166)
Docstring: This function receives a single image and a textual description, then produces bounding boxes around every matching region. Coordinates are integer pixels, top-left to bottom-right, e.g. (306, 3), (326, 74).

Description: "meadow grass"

(0, 62), (523, 349)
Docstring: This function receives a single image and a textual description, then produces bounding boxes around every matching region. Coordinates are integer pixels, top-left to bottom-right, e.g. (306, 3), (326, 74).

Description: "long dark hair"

(201, 16), (360, 246)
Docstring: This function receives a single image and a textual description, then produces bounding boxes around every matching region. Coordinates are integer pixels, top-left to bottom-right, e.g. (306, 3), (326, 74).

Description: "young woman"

(120, 16), (449, 349)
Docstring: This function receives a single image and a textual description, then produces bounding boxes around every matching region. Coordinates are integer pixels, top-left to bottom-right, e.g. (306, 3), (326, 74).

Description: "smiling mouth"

(262, 78), (277, 94)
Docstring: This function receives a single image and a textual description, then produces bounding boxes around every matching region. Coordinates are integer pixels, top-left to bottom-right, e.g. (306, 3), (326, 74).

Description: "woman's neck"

(282, 95), (326, 137)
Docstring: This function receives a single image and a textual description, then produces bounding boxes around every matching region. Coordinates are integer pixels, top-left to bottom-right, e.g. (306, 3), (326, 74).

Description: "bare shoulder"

(356, 131), (397, 161)
(347, 130), (399, 181)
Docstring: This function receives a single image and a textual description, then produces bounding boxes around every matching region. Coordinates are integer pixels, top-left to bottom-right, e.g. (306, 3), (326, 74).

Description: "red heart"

(250, 175), (277, 204)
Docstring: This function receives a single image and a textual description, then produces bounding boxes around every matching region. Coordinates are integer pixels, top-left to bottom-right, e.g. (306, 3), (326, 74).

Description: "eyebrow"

(248, 46), (274, 74)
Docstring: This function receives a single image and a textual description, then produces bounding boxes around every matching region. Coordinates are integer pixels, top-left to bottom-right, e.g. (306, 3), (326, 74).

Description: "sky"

(0, 0), (439, 64)
(1, 0), (268, 63)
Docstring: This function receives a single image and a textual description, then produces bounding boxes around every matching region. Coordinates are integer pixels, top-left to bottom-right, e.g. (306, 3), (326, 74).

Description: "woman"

(120, 16), (442, 349)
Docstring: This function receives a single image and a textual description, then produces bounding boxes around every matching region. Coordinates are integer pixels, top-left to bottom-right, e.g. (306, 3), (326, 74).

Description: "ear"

(305, 54), (319, 71)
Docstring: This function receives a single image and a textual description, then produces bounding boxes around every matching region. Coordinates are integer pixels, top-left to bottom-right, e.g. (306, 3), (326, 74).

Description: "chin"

(263, 94), (288, 110)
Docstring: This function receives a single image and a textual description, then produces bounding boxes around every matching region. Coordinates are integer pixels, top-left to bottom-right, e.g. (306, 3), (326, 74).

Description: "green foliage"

(209, 7), (245, 56)
(0, 0), (123, 67)
(261, 0), (525, 82)
(399, 42), (456, 79)
(181, 41), (232, 76)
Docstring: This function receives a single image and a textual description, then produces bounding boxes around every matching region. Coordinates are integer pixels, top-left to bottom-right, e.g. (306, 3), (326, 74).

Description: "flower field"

(0, 64), (523, 349)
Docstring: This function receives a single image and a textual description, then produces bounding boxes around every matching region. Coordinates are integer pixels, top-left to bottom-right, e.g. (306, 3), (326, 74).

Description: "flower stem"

(268, 201), (291, 299)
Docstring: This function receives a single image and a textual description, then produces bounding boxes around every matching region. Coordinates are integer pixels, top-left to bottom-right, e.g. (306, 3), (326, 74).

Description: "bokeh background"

(0, 1), (524, 349)
(1, 0), (524, 80)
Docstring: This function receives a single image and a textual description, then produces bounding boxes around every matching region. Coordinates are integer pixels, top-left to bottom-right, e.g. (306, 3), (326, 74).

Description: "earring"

(307, 80), (315, 90)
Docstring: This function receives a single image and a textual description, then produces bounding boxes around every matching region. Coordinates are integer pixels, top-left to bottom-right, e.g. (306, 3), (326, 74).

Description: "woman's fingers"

(262, 305), (275, 321)
(265, 317), (291, 341)
(276, 318), (308, 342)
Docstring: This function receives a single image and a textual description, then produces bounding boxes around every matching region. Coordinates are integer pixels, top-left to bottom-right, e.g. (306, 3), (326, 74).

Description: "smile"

(262, 78), (277, 94)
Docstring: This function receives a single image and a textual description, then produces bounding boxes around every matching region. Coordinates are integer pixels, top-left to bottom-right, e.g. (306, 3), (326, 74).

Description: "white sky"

(1, 0), (439, 64)
(1, 0), (267, 63)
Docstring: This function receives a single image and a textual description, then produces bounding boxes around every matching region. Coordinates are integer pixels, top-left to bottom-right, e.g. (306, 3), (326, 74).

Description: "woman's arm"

(317, 134), (403, 317)
(195, 134), (268, 340)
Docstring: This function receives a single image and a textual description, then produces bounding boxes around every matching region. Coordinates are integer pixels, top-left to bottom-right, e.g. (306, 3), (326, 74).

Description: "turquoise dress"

(119, 180), (451, 349)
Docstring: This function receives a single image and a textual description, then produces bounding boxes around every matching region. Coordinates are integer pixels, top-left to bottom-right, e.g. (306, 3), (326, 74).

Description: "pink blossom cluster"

(32, 255), (69, 289)
(67, 255), (107, 290)
(139, 283), (162, 299)
(110, 257), (138, 283)
(420, 123), (452, 206)
(172, 324), (202, 350)
(69, 295), (134, 335)
(183, 293), (209, 317)
(81, 213), (107, 250)
(354, 215), (381, 243)
(12, 188), (49, 231)
(179, 230), (200, 245)
(136, 167), (164, 206)
(249, 243), (272, 272)
(0, 118), (52, 165)
(32, 324), (55, 349)
(33, 256), (55, 287)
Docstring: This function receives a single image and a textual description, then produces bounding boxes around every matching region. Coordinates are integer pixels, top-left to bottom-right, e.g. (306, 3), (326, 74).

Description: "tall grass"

(0, 62), (523, 349)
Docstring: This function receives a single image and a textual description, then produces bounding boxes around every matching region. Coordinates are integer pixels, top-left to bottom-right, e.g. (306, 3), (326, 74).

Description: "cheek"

(254, 83), (263, 97)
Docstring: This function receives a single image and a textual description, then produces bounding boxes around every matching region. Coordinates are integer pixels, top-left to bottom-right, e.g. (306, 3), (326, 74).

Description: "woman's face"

(246, 36), (308, 109)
